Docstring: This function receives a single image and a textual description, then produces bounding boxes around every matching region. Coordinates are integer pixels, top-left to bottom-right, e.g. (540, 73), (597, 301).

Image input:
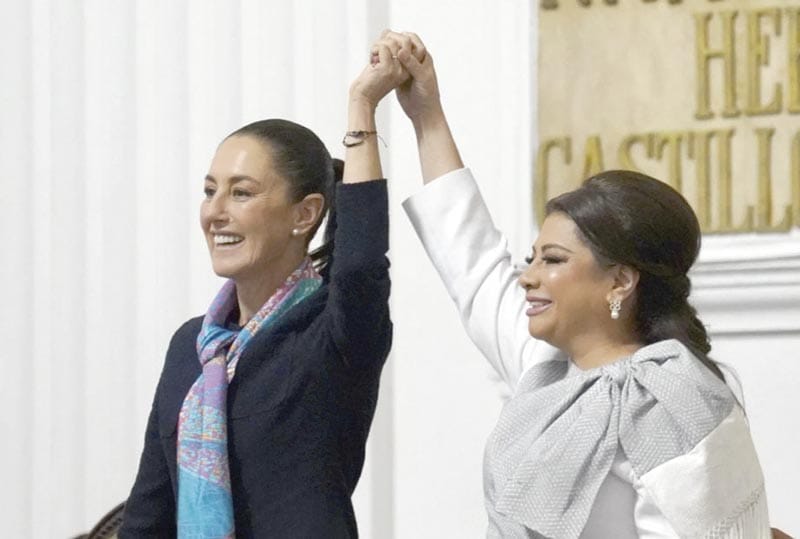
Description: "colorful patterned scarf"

(176, 258), (321, 538)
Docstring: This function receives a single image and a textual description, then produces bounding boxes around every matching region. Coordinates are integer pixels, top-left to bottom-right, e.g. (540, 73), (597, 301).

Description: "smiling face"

(518, 212), (620, 353)
(200, 135), (298, 284)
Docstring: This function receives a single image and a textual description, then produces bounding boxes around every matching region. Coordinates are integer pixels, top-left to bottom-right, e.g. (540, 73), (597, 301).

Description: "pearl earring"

(609, 298), (621, 320)
(292, 228), (300, 237)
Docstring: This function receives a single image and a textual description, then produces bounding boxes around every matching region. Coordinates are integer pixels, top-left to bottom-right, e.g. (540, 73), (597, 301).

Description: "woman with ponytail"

(119, 38), (407, 538)
(382, 30), (772, 538)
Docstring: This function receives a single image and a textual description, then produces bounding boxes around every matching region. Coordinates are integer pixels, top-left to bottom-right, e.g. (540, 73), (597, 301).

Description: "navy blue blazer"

(120, 180), (392, 538)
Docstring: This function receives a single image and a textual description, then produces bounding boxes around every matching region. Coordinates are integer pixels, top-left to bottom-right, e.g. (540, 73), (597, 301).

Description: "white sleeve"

(402, 168), (562, 391)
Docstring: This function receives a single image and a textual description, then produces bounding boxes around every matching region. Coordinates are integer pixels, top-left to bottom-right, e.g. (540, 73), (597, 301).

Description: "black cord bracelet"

(342, 130), (385, 147)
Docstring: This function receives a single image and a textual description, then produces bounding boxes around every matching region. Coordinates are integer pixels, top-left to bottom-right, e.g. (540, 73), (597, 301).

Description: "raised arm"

(324, 37), (410, 365)
(403, 167), (563, 388)
(382, 31), (464, 183)
(391, 32), (563, 388)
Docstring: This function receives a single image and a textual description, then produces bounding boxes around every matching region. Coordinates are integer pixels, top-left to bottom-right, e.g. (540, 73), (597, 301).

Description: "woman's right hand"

(374, 31), (462, 182)
(374, 31), (442, 124)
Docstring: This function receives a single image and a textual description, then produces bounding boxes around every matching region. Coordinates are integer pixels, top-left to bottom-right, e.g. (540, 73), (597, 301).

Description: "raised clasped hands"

(351, 31), (442, 123)
(348, 30), (461, 182)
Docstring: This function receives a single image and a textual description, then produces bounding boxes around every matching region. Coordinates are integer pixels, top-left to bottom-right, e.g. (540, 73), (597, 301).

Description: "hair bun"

(668, 273), (691, 300)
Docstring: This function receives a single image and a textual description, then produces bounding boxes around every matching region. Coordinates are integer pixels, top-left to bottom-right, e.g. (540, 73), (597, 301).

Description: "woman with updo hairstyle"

(380, 31), (773, 538)
(119, 36), (409, 538)
(545, 170), (723, 380)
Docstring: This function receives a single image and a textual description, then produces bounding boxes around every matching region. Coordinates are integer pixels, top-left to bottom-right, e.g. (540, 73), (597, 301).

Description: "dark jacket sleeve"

(118, 386), (176, 538)
(118, 387), (176, 537)
(327, 179), (392, 367)
(119, 317), (201, 537)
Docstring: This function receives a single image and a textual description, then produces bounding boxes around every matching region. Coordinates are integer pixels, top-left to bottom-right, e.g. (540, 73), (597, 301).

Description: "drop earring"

(609, 298), (621, 320)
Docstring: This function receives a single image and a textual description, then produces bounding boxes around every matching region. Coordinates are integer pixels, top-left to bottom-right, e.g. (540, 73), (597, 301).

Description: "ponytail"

(310, 158), (344, 276)
(635, 273), (723, 380)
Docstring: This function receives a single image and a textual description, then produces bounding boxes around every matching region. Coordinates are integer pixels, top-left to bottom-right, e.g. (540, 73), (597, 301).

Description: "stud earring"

(291, 228), (300, 237)
(609, 298), (621, 320)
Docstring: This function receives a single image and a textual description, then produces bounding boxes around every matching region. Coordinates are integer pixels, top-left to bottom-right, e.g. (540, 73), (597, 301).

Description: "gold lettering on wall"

(533, 127), (799, 231)
(789, 8), (800, 113)
(695, 11), (739, 119)
(755, 127), (774, 228)
(651, 132), (686, 190)
(754, 127), (792, 230)
(618, 134), (649, 173)
(582, 136), (605, 178)
(713, 129), (737, 230)
(538, 1), (798, 233)
(688, 130), (714, 230)
(746, 9), (783, 116)
(792, 131), (800, 225)
(541, 0), (724, 12)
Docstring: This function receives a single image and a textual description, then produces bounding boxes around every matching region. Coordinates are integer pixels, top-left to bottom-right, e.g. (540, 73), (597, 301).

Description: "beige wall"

(537, 0), (800, 235)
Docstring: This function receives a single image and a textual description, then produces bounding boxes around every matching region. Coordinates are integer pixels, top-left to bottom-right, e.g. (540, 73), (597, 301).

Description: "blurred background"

(0, 1), (797, 537)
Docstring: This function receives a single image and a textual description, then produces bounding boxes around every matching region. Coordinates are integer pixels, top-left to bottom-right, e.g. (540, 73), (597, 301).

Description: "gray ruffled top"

(484, 340), (735, 538)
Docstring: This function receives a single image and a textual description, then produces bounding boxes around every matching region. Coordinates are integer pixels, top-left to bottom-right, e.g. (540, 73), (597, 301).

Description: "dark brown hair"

(546, 170), (722, 379)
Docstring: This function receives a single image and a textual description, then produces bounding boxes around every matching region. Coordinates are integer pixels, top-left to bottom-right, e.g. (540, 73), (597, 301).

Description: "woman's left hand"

(349, 34), (412, 110)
